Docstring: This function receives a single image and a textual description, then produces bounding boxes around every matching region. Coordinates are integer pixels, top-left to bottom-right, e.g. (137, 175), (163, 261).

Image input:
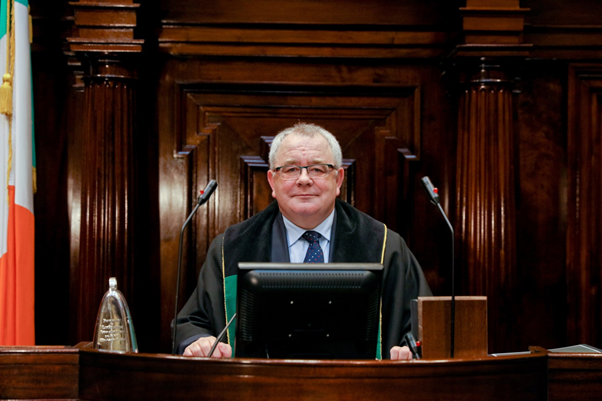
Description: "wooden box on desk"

(418, 296), (488, 359)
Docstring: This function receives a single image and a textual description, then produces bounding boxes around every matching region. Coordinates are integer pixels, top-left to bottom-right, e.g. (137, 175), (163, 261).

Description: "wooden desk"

(548, 351), (602, 401)
(0, 345), (79, 400)
(1, 344), (548, 400)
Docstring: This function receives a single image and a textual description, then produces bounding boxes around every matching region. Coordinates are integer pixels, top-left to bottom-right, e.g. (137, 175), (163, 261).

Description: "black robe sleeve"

(380, 229), (432, 359)
(173, 202), (281, 354)
(174, 234), (227, 351)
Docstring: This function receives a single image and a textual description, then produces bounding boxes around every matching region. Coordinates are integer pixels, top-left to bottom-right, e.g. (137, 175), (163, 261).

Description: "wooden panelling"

(523, 0), (602, 26)
(156, 0), (458, 58)
(158, 28), (455, 58)
(514, 62), (567, 351)
(159, 65), (429, 349)
(523, 0), (602, 59)
(68, 1), (143, 53)
(159, 28), (451, 45)
(31, 53), (73, 346)
(566, 65), (602, 347)
(159, 0), (459, 26)
(461, 0), (529, 45)
(174, 84), (422, 225)
(0, 346), (79, 400)
(525, 27), (602, 60)
(241, 155), (272, 219)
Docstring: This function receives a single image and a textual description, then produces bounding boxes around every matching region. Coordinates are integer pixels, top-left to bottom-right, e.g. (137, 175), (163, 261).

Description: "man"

(175, 122), (432, 359)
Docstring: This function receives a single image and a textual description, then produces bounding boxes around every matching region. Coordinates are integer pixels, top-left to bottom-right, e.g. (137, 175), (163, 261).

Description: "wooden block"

(418, 296), (488, 359)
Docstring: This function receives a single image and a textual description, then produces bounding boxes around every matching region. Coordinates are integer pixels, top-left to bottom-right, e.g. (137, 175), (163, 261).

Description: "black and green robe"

(175, 199), (432, 359)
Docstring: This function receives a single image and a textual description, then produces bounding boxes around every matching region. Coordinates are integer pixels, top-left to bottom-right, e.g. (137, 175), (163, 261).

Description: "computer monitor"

(235, 262), (384, 359)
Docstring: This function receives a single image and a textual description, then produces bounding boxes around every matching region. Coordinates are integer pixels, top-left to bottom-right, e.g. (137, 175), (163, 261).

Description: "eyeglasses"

(274, 164), (336, 180)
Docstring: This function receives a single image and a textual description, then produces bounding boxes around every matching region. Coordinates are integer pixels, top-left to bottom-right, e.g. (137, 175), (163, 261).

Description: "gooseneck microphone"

(421, 176), (456, 358)
(197, 180), (218, 207)
(171, 180), (218, 355)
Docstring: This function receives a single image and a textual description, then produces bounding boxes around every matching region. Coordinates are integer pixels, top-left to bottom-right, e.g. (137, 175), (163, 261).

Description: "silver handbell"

(92, 277), (138, 353)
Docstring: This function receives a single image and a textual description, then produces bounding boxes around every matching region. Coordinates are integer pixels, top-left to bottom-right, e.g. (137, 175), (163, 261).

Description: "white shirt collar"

(282, 209), (335, 247)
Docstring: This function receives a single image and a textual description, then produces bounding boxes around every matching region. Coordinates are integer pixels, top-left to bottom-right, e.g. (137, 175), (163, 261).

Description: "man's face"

(267, 134), (344, 230)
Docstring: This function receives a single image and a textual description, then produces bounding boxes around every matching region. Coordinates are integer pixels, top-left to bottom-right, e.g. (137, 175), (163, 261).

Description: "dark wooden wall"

(29, 0), (602, 354)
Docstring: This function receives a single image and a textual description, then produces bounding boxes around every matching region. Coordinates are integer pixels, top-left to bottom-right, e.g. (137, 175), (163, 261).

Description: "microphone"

(171, 180), (218, 354)
(420, 176), (440, 205)
(420, 176), (455, 358)
(198, 180), (218, 206)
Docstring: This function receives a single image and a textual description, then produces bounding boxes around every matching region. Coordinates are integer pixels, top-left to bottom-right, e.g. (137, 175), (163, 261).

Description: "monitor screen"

(235, 262), (384, 359)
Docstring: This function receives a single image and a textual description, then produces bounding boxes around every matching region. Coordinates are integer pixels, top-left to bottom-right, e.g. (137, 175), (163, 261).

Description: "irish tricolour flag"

(0, 0), (35, 345)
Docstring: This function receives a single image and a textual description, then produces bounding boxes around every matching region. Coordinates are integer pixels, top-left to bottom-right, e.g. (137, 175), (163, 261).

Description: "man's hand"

(183, 336), (232, 358)
(390, 345), (413, 360)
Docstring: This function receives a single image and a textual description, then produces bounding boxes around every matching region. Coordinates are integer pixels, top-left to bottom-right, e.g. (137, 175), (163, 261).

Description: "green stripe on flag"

(1, 2), (30, 37)
(0, 0), (7, 38)
(30, 69), (35, 169)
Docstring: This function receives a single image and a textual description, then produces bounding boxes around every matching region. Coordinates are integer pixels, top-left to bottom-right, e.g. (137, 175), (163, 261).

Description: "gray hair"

(269, 122), (343, 170)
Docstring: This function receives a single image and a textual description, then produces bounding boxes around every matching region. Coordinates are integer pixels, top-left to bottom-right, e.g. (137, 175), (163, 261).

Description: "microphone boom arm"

(421, 176), (455, 358)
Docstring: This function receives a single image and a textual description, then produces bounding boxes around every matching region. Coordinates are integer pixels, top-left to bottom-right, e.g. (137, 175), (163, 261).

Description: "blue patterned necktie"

(302, 231), (324, 263)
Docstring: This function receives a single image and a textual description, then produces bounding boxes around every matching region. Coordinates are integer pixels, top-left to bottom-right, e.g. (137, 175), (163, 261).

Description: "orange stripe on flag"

(0, 185), (34, 345)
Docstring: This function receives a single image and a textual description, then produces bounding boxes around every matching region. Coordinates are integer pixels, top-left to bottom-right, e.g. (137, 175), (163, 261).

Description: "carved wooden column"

(453, 0), (530, 353)
(455, 59), (518, 352)
(67, 1), (143, 343)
